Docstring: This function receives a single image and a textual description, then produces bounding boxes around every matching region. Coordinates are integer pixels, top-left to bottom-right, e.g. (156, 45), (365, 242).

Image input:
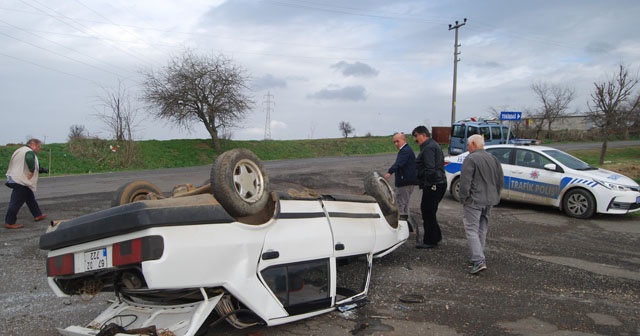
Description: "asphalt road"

(1, 147), (639, 336)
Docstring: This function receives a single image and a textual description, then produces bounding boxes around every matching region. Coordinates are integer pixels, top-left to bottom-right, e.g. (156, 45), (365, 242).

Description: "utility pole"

(448, 18), (467, 125)
(263, 91), (274, 140)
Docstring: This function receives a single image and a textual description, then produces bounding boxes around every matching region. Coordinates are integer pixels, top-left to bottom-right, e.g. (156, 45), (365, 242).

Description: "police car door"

(486, 147), (512, 199)
(509, 149), (563, 205)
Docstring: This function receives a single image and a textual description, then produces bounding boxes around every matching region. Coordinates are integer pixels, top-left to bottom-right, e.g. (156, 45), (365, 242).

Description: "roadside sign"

(500, 111), (522, 121)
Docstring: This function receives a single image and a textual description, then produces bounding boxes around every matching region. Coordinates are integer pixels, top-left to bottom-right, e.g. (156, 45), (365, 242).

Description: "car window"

(487, 148), (512, 164)
(479, 127), (490, 141)
(451, 125), (466, 138)
(261, 258), (331, 315)
(336, 254), (369, 301)
(491, 126), (502, 141)
(468, 126), (478, 136)
(515, 150), (552, 169)
(542, 149), (594, 170)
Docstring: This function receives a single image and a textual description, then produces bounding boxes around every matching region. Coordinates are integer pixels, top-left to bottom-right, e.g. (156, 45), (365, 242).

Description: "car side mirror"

(543, 163), (557, 172)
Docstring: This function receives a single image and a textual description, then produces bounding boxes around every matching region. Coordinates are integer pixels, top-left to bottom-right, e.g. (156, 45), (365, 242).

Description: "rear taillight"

(47, 253), (74, 276)
(113, 236), (164, 267)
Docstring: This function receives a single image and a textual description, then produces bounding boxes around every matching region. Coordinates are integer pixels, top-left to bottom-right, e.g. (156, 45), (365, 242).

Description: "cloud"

(2, 0), (640, 144)
(307, 85), (367, 101)
(331, 61), (379, 78)
(253, 74), (287, 92)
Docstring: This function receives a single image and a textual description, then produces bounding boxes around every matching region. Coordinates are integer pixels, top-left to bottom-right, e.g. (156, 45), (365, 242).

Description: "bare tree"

(93, 81), (141, 167)
(623, 92), (640, 139)
(141, 50), (254, 151)
(339, 121), (355, 138)
(587, 64), (639, 164)
(95, 81), (140, 142)
(531, 82), (576, 139)
(68, 124), (87, 141)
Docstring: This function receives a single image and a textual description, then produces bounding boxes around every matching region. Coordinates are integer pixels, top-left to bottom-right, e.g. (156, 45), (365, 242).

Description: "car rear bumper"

(56, 292), (222, 336)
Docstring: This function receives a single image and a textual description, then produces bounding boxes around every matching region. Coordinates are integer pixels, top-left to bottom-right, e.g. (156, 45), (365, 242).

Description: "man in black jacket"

(384, 132), (417, 221)
(412, 126), (447, 248)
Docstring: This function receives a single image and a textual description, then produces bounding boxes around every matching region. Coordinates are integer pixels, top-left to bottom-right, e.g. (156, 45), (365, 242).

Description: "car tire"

(111, 180), (164, 207)
(450, 177), (461, 202)
(562, 188), (596, 219)
(364, 171), (398, 218)
(211, 148), (270, 217)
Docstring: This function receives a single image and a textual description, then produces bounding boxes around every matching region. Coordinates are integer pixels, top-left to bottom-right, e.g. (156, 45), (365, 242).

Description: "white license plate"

(84, 248), (108, 272)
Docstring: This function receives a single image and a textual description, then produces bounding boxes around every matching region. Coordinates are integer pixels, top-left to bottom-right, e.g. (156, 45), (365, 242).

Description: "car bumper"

(604, 193), (640, 214)
(56, 293), (222, 336)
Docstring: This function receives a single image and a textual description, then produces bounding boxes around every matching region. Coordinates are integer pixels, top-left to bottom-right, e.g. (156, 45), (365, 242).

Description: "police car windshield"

(542, 149), (595, 170)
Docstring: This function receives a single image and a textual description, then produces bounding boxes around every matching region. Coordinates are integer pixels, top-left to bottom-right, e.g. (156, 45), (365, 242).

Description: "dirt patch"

(602, 162), (640, 181)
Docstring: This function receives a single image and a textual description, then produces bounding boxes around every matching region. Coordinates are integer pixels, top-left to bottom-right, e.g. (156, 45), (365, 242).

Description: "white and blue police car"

(444, 144), (640, 219)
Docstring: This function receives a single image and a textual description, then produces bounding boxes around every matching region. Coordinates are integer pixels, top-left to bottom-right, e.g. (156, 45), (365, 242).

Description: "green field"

(1, 137), (638, 183)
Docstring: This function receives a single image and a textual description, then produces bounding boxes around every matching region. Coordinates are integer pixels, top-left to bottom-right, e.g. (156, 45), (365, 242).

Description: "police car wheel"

(450, 178), (461, 202)
(562, 188), (596, 219)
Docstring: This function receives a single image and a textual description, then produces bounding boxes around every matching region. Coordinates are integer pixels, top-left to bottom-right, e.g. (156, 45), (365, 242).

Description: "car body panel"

(444, 144), (640, 217)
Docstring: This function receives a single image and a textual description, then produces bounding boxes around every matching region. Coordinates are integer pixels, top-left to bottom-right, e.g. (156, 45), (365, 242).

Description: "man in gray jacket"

(458, 134), (504, 274)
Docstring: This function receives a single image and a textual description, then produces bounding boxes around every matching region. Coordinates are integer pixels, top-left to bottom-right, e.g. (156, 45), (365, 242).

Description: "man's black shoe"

(415, 243), (437, 249)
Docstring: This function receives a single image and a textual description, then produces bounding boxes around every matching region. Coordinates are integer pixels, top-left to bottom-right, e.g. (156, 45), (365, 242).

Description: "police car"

(444, 144), (640, 218)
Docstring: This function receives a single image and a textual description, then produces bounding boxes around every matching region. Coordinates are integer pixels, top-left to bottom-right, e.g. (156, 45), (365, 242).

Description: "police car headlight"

(593, 179), (633, 191)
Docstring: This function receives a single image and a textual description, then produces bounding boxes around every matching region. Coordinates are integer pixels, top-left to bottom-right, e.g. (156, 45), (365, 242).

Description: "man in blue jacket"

(384, 132), (417, 221)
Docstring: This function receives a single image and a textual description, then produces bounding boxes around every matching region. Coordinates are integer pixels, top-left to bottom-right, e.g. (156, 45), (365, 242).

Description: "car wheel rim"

(233, 159), (264, 203)
(567, 194), (587, 215)
(377, 176), (396, 204)
(131, 193), (148, 202)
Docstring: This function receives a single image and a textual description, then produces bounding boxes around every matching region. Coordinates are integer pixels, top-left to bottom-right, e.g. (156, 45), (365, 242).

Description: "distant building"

(524, 114), (592, 131)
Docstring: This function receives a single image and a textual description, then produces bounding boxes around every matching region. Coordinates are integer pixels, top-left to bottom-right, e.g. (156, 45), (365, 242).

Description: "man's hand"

(384, 173), (391, 180)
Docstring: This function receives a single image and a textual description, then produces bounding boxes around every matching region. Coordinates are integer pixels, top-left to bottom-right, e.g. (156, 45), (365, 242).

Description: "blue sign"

(500, 111), (522, 121)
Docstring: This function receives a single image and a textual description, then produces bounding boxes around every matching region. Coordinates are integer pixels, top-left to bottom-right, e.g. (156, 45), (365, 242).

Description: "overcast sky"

(2, 0), (639, 145)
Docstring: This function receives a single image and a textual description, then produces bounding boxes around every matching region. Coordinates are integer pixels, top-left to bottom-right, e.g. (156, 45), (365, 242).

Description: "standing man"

(412, 126), (447, 248)
(458, 134), (504, 274)
(4, 138), (47, 229)
(384, 132), (417, 221)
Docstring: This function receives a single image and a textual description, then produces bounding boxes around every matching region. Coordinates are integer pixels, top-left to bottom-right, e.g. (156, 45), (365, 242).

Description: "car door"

(322, 198), (377, 304)
(486, 147), (512, 199)
(259, 199), (334, 317)
(509, 149), (563, 205)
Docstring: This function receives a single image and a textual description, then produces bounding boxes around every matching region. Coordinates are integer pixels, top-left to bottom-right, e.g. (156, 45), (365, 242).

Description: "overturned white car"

(39, 149), (409, 336)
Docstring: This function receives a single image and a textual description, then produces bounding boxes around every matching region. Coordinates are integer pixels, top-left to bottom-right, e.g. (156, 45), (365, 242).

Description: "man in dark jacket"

(384, 132), (417, 221)
(412, 126), (447, 248)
